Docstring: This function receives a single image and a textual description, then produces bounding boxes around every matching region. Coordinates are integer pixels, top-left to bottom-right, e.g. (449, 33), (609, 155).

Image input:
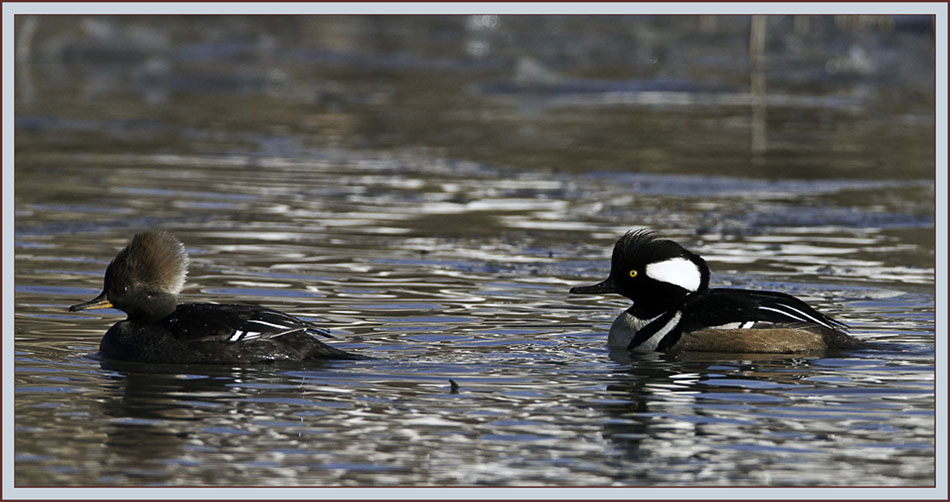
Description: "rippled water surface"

(10, 15), (937, 488)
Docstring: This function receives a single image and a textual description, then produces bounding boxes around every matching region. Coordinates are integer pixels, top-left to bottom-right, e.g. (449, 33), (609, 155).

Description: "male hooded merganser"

(569, 229), (862, 353)
(69, 230), (364, 363)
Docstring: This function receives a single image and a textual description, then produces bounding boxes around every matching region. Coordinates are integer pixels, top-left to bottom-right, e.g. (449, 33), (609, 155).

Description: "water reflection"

(596, 346), (934, 485)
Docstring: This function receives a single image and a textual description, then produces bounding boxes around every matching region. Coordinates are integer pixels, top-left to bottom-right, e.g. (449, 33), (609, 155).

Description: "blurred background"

(12, 15), (936, 488)
(14, 15), (934, 176)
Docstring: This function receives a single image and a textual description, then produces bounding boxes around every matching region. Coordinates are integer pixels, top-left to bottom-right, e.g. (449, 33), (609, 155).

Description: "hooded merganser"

(69, 230), (364, 363)
(569, 229), (862, 353)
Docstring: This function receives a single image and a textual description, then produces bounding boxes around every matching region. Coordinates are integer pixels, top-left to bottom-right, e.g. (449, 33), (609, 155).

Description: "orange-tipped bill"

(69, 291), (113, 312)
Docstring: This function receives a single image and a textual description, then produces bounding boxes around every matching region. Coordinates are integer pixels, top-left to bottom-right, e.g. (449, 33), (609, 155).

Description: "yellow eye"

(628, 269), (638, 278)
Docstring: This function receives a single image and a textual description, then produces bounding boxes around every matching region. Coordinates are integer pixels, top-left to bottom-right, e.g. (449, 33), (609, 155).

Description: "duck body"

(99, 303), (363, 363)
(70, 230), (364, 364)
(572, 230), (862, 354)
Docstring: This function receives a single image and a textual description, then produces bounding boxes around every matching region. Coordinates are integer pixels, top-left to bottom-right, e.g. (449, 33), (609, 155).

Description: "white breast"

(608, 310), (683, 353)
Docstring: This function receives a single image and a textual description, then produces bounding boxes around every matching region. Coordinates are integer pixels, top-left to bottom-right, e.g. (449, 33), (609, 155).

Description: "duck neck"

(122, 291), (178, 324)
(629, 286), (696, 319)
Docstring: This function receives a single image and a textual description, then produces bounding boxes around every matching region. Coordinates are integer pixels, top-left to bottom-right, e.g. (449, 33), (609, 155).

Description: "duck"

(69, 230), (365, 364)
(569, 229), (863, 353)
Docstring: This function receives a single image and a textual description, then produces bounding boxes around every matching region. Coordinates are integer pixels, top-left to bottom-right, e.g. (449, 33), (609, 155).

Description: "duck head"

(570, 229), (710, 318)
(69, 230), (189, 322)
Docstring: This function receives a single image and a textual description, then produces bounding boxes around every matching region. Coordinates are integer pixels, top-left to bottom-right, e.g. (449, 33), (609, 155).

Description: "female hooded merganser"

(69, 230), (364, 363)
(569, 229), (862, 353)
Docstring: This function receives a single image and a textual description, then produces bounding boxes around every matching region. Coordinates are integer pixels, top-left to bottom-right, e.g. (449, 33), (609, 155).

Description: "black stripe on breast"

(629, 310), (681, 351)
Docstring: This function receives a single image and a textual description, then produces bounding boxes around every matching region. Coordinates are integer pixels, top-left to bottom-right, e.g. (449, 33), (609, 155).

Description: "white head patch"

(645, 257), (701, 292)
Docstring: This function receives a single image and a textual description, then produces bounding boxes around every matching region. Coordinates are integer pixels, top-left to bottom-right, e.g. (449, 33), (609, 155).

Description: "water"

(10, 15), (936, 488)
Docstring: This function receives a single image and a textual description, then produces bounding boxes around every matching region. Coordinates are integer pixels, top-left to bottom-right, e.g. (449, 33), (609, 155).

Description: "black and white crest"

(612, 230), (709, 293)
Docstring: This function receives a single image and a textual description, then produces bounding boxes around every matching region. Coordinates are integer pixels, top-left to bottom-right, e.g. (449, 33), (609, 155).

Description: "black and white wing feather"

(164, 303), (335, 344)
(681, 288), (848, 333)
